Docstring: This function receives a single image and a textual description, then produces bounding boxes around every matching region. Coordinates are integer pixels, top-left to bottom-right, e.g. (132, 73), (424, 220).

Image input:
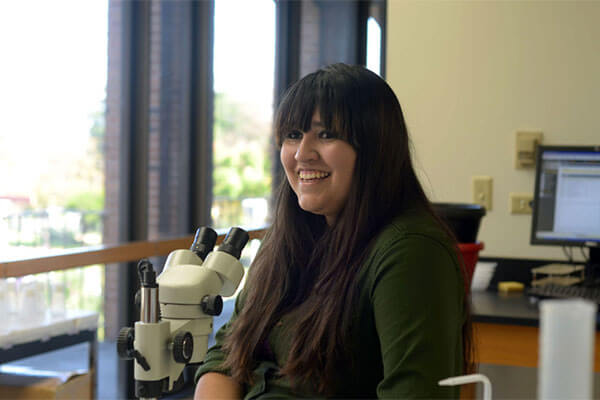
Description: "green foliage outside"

(213, 92), (272, 200)
(65, 190), (104, 232)
(65, 191), (104, 211)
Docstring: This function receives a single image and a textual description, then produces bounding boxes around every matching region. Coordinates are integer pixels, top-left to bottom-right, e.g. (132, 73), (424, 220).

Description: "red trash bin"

(458, 242), (484, 292)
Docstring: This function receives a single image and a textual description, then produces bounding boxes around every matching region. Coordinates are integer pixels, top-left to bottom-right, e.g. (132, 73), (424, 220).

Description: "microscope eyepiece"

(190, 227), (218, 260)
(218, 227), (249, 259)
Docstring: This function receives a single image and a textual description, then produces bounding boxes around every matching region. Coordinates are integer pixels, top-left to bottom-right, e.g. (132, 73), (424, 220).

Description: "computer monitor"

(530, 145), (600, 267)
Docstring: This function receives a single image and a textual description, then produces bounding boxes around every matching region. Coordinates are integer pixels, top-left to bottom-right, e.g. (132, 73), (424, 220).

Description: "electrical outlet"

(472, 176), (493, 211)
(509, 193), (533, 214)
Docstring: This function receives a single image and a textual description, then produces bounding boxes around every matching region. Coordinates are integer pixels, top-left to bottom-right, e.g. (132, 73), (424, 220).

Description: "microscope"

(117, 226), (249, 399)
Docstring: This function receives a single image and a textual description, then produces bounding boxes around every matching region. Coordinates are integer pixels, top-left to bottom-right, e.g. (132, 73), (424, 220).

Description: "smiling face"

(280, 112), (357, 225)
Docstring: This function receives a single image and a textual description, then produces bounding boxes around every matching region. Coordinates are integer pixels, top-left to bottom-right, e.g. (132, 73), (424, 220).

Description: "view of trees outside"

(0, 0), (107, 338)
(211, 0), (276, 231)
(212, 93), (272, 230)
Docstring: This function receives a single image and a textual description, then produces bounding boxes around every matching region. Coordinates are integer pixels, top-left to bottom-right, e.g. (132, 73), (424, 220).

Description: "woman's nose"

(295, 136), (318, 161)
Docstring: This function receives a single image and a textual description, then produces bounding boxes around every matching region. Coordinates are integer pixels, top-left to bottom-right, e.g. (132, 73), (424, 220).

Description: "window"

(0, 0), (108, 337)
(367, 16), (382, 75)
(211, 0), (276, 230)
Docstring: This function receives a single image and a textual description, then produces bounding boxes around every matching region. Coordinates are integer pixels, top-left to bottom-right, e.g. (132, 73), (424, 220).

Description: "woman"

(195, 63), (472, 399)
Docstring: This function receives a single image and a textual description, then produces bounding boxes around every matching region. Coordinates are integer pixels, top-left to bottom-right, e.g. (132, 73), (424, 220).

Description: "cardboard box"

(0, 366), (91, 399)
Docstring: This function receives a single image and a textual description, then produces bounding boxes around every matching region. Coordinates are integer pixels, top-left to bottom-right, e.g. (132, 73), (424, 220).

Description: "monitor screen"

(531, 145), (600, 248)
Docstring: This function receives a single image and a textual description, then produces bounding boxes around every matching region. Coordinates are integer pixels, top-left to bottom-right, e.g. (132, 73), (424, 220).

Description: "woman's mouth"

(298, 170), (330, 181)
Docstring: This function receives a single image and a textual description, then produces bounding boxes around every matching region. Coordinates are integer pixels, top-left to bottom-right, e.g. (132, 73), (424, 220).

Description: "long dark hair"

(222, 63), (473, 393)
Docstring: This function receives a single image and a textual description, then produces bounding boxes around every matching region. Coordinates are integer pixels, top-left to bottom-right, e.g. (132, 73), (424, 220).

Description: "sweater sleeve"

(371, 234), (464, 399)
(194, 293), (243, 383)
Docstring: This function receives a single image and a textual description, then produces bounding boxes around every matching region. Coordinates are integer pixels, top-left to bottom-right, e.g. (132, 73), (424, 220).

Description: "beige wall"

(387, 1), (600, 260)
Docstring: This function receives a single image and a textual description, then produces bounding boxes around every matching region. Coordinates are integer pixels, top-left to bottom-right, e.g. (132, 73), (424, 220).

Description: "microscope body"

(118, 227), (249, 399)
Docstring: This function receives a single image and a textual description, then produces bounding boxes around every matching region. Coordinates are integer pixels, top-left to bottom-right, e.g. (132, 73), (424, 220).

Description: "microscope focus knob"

(201, 294), (223, 316)
(117, 327), (135, 359)
(173, 332), (194, 364)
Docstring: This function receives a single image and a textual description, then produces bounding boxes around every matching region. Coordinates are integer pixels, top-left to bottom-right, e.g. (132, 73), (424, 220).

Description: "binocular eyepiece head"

(190, 226), (249, 260)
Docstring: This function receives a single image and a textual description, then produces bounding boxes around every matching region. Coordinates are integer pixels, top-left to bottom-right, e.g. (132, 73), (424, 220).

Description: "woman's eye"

(285, 130), (302, 140)
(318, 130), (336, 139)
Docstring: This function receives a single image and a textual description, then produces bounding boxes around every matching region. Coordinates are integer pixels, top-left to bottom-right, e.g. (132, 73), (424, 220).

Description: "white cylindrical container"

(50, 279), (66, 317)
(19, 279), (46, 324)
(538, 299), (597, 399)
(47, 271), (68, 317)
(5, 277), (19, 316)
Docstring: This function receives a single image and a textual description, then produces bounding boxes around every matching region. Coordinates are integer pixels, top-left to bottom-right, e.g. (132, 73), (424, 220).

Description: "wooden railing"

(0, 228), (268, 278)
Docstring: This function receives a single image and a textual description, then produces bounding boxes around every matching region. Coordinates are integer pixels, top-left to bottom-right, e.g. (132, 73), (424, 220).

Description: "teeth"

(299, 170), (330, 180)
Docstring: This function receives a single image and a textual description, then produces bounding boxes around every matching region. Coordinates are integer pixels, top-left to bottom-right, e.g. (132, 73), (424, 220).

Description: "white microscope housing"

(117, 227), (249, 399)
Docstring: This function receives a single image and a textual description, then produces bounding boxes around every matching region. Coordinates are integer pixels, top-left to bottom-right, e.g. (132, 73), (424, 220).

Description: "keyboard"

(527, 284), (600, 304)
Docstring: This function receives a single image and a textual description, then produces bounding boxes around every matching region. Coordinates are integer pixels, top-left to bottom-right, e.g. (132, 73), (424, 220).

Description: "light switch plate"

(472, 176), (493, 211)
(509, 193), (533, 214)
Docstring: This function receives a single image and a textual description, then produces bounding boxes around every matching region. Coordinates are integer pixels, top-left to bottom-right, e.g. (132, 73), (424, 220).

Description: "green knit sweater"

(195, 210), (465, 399)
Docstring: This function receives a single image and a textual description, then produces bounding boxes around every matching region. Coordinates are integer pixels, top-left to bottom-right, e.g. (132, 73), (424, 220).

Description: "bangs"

(275, 72), (356, 148)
